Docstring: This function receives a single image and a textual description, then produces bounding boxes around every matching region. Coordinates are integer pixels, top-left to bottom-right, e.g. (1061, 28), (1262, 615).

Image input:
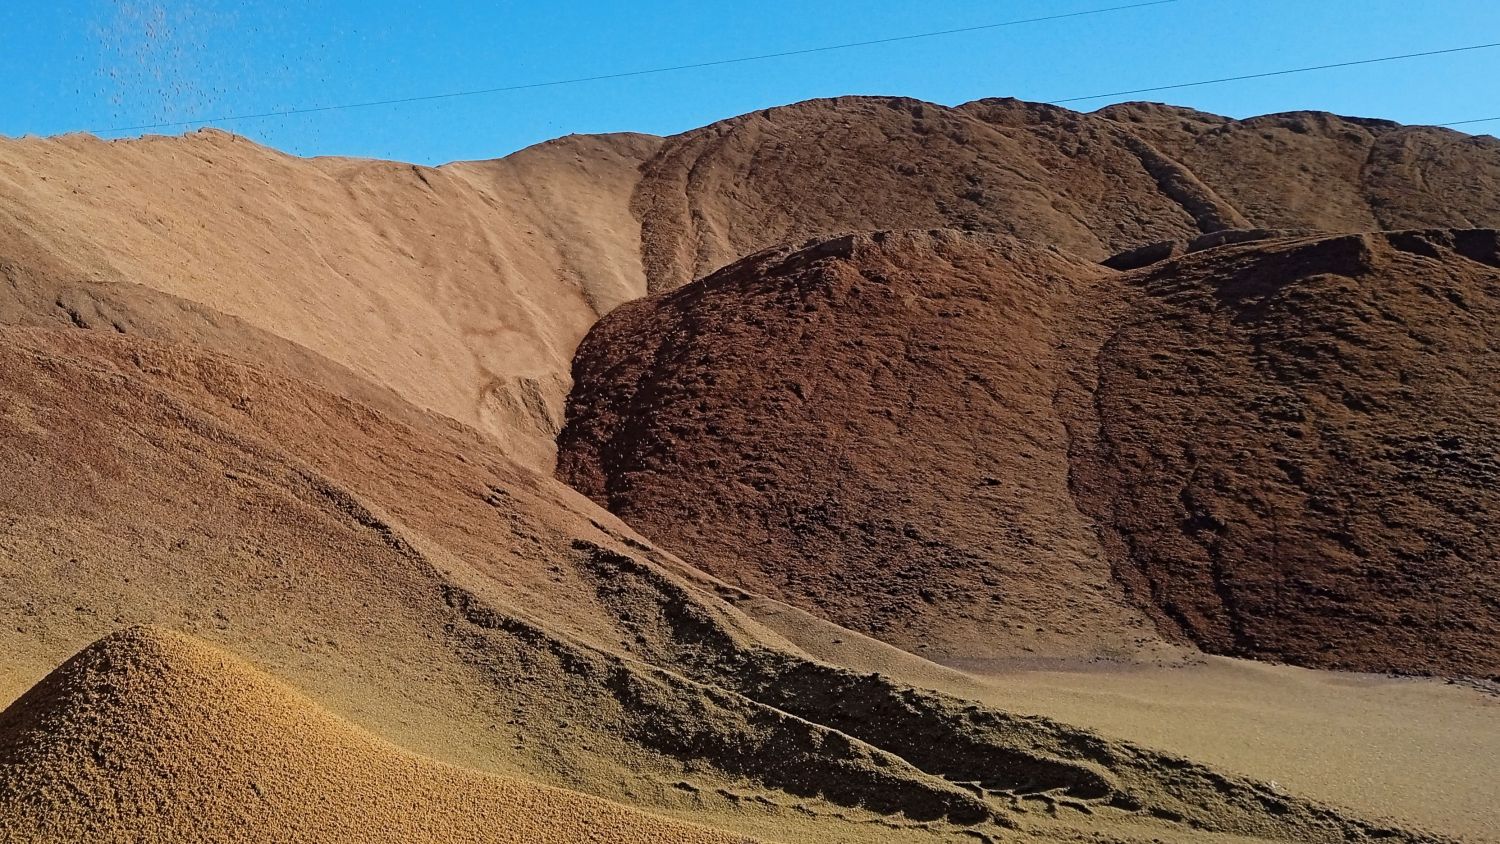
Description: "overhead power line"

(1046, 41), (1500, 104)
(1441, 115), (1500, 127)
(81, 10), (1500, 138)
(87, 0), (1181, 134)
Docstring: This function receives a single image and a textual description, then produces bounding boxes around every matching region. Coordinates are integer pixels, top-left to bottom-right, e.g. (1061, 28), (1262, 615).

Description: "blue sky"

(2, 1), (1498, 164)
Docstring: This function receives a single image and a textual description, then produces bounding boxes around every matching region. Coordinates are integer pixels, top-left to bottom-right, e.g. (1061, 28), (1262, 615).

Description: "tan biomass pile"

(0, 129), (662, 470)
(0, 627), (756, 844)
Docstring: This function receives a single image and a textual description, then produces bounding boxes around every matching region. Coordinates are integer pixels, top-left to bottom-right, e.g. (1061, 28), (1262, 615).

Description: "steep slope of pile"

(558, 230), (1162, 661)
(0, 129), (661, 470)
(0, 253), (430, 431)
(558, 228), (1500, 678)
(0, 627), (753, 844)
(633, 97), (1500, 289)
(0, 324), (1428, 842)
(1076, 229), (1500, 677)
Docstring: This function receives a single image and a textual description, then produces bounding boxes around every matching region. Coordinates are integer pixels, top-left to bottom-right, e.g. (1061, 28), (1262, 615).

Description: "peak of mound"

(0, 626), (753, 844)
(498, 129), (664, 163)
(2, 626), (250, 717)
(1089, 101), (1232, 124)
(683, 228), (1099, 292)
(633, 95), (1500, 291)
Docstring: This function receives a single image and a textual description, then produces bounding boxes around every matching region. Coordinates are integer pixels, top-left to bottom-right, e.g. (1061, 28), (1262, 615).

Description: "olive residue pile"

(2, 96), (1498, 842)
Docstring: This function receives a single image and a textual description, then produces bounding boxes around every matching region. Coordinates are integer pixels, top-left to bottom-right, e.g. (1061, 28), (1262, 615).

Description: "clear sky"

(2, 1), (1498, 164)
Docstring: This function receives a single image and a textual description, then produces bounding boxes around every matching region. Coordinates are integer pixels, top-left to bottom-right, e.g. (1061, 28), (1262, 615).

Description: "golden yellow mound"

(0, 627), (758, 844)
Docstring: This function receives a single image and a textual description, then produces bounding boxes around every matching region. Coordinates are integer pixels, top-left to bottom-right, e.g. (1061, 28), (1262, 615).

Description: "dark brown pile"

(1079, 229), (1500, 677)
(559, 230), (1164, 662)
(559, 228), (1500, 677)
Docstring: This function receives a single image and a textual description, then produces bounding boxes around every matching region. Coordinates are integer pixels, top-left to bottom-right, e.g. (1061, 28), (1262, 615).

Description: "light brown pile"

(0, 129), (662, 471)
(0, 626), (755, 844)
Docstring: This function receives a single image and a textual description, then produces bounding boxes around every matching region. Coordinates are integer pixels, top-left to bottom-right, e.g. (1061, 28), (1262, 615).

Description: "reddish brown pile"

(559, 230), (1161, 661)
(559, 228), (1500, 677)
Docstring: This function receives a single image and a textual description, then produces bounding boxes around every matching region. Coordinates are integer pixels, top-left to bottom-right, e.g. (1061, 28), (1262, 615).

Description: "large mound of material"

(0, 627), (753, 844)
(558, 229), (1500, 678)
(4, 97), (1498, 841)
